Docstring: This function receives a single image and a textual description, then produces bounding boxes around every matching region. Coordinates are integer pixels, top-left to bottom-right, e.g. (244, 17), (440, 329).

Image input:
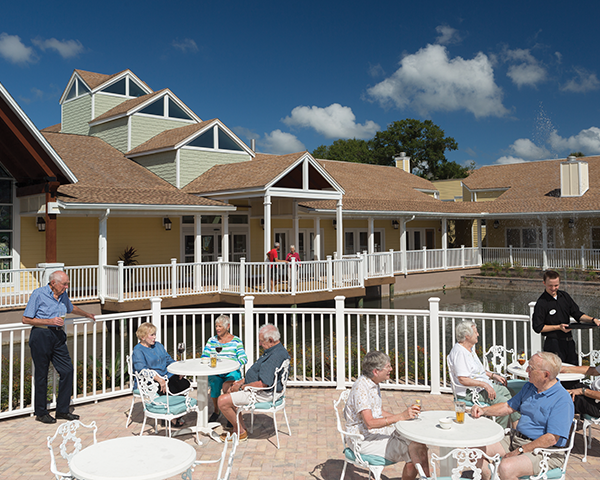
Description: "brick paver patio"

(1, 388), (598, 479)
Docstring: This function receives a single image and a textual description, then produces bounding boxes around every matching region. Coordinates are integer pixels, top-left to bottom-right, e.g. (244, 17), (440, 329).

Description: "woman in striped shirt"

(202, 314), (248, 423)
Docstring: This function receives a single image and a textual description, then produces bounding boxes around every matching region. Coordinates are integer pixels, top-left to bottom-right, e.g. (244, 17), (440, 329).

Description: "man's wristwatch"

(518, 447), (524, 454)
(582, 386), (588, 396)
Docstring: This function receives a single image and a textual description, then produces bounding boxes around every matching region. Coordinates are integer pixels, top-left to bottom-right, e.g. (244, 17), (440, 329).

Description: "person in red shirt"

(285, 245), (300, 263)
(267, 242), (287, 291)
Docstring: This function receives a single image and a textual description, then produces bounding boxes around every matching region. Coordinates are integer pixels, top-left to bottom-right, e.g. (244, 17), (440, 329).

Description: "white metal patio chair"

(47, 420), (98, 480)
(334, 389), (397, 480)
(484, 345), (527, 395)
(135, 369), (201, 444)
(518, 418), (577, 480)
(236, 358), (291, 448)
(124, 354), (141, 428)
(415, 447), (501, 480)
(447, 354), (490, 407)
(193, 432), (239, 480)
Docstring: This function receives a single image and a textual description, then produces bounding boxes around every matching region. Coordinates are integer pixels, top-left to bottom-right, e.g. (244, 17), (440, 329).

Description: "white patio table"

(507, 361), (585, 383)
(168, 357), (240, 441)
(395, 409), (504, 475)
(69, 436), (196, 480)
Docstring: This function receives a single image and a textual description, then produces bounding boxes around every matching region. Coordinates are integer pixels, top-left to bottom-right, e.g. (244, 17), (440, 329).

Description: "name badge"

(549, 309), (556, 315)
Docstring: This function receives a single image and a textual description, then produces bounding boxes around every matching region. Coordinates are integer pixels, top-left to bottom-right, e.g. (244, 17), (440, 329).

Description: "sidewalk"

(1, 387), (598, 479)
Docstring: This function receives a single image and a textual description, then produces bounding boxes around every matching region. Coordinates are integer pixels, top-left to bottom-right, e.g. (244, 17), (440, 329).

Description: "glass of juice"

(518, 352), (526, 366)
(455, 401), (466, 424)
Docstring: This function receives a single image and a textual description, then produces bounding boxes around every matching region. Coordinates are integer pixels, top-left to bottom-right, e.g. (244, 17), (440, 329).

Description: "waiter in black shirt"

(532, 270), (600, 364)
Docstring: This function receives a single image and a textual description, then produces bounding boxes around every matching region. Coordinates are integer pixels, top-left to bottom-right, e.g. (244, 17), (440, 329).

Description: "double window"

(506, 228), (554, 248)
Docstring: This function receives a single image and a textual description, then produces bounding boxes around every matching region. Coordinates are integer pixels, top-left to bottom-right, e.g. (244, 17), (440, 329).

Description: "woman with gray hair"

(201, 315), (247, 423)
(344, 351), (429, 480)
(447, 321), (518, 428)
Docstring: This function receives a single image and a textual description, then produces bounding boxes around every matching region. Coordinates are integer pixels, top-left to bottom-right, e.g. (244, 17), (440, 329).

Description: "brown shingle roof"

(462, 156), (600, 214)
(182, 152), (306, 194)
(127, 120), (215, 155)
(43, 132), (226, 207)
(41, 123), (61, 133)
(74, 69), (153, 93)
(90, 90), (167, 123)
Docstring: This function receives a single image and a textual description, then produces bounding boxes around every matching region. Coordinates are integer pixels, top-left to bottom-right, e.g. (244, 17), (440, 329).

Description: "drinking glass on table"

(215, 345), (223, 360)
(518, 352), (526, 366)
(177, 342), (185, 361)
(455, 400), (466, 424)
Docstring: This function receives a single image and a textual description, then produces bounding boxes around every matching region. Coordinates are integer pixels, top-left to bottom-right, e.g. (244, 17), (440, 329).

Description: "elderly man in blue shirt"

(471, 351), (574, 480)
(22, 270), (96, 424)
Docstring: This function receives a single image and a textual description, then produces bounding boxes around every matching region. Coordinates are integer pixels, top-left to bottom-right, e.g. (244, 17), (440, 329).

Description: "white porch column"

(194, 214), (202, 291)
(368, 217), (374, 254)
(441, 217), (448, 270)
(541, 219), (548, 270)
(314, 217), (321, 260)
(264, 195), (272, 254)
(222, 212), (229, 262)
(194, 214), (202, 262)
(98, 209), (109, 302)
(336, 199), (343, 258)
(293, 201), (299, 252)
(400, 217), (407, 275)
(477, 220), (483, 265)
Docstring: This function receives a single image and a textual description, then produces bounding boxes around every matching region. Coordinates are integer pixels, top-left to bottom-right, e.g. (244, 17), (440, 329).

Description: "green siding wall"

(94, 94), (129, 118)
(62, 96), (92, 135)
(134, 151), (177, 185)
(90, 118), (128, 152)
(130, 116), (195, 150)
(179, 149), (251, 187)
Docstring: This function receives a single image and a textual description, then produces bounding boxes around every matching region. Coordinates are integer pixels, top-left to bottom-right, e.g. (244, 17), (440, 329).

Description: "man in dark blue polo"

(23, 270), (96, 424)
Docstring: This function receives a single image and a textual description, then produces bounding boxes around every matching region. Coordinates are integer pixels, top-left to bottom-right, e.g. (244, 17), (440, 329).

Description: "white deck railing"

(6, 245), (600, 307)
(4, 296), (598, 419)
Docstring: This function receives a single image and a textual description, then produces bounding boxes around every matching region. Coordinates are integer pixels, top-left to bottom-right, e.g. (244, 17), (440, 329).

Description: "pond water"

(370, 287), (600, 319)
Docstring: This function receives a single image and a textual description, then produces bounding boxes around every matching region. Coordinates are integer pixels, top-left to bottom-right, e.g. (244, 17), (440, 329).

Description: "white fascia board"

(0, 82), (78, 184)
(464, 186), (510, 194)
(57, 201), (236, 214)
(127, 146), (176, 158)
(266, 187), (342, 200)
(482, 210), (600, 218)
(58, 72), (78, 104)
(302, 206), (482, 218)
(415, 188), (439, 195)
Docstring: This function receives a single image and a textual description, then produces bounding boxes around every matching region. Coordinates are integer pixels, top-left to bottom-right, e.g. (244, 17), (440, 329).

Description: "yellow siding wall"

(57, 217), (99, 265)
(107, 217), (180, 264)
(432, 179), (463, 201)
(249, 219), (264, 261)
(20, 217), (45, 267)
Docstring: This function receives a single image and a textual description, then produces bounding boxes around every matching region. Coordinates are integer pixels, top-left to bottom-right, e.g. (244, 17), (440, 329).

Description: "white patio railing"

(4, 296), (598, 420)
(6, 245), (600, 308)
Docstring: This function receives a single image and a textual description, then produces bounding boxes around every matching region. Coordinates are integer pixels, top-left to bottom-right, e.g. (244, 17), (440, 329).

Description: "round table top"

(507, 362), (585, 382)
(395, 410), (504, 448)
(167, 357), (240, 377)
(69, 436), (196, 480)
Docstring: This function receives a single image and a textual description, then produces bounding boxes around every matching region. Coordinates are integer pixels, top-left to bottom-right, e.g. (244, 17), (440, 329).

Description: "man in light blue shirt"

(23, 271), (96, 424)
(472, 352), (574, 480)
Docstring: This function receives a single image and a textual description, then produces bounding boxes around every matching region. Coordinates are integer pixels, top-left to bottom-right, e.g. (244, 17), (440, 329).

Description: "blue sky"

(2, 0), (600, 168)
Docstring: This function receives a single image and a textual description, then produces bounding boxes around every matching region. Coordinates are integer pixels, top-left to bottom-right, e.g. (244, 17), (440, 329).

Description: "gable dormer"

(60, 69), (152, 136)
(88, 89), (199, 153)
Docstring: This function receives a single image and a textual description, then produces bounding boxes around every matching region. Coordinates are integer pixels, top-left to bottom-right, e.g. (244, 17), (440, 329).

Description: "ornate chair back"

(485, 345), (516, 375)
(417, 447), (501, 480)
(47, 420), (98, 480)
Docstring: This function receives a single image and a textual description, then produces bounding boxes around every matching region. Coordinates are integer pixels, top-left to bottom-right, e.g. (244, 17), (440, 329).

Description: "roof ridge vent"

(560, 156), (589, 197)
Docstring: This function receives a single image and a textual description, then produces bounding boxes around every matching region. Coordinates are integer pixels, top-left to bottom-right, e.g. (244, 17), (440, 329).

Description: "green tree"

(312, 138), (374, 163)
(312, 119), (466, 180)
(569, 151), (585, 157)
(370, 119), (461, 178)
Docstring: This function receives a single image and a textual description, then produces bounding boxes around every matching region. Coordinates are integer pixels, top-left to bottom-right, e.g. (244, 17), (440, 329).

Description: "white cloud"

(435, 25), (461, 45)
(509, 138), (551, 160)
(282, 103), (380, 139)
(260, 130), (306, 155)
(232, 126), (259, 141)
(172, 38), (198, 53)
(549, 127), (600, 154)
(0, 33), (35, 64)
(368, 63), (385, 78)
(367, 44), (508, 118)
(32, 37), (84, 58)
(504, 48), (546, 88)
(561, 67), (600, 93)
(495, 155), (527, 165)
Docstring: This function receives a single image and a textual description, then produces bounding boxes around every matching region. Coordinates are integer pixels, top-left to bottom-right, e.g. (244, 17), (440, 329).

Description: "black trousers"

(168, 375), (191, 394)
(570, 382), (600, 417)
(29, 327), (74, 416)
(543, 337), (578, 365)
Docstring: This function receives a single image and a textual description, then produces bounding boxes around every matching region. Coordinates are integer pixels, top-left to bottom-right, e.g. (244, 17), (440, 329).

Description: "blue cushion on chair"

(254, 397), (285, 409)
(343, 447), (394, 466)
(146, 395), (196, 415)
(133, 388), (140, 395)
(519, 468), (563, 480)
(582, 413), (598, 421)
(507, 379), (526, 395)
